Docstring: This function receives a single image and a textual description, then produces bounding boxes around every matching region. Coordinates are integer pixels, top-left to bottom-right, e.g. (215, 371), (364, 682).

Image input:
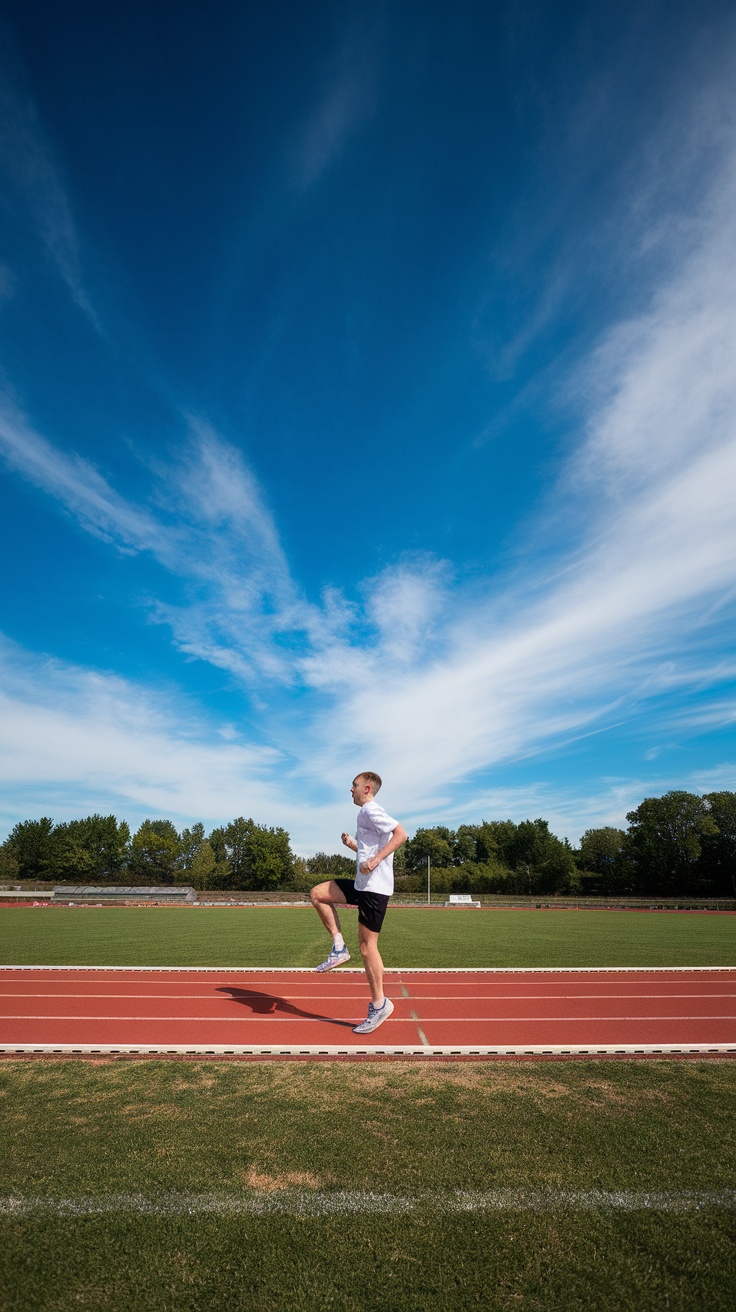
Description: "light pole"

(427, 854), (431, 906)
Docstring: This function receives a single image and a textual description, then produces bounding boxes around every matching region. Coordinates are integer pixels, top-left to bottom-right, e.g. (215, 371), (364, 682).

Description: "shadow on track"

(217, 986), (354, 1030)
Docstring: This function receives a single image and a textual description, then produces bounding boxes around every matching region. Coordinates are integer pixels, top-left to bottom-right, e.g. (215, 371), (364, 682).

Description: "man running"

(309, 772), (407, 1034)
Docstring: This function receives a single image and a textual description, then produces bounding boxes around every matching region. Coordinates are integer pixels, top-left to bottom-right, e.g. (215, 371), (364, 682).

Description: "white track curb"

(1, 1041), (734, 1056)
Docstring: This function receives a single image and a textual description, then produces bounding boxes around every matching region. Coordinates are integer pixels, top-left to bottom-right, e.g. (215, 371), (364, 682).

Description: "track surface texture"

(1, 966), (735, 1056)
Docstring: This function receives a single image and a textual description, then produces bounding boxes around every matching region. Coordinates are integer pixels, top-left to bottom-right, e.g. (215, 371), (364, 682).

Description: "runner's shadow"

(217, 986), (354, 1030)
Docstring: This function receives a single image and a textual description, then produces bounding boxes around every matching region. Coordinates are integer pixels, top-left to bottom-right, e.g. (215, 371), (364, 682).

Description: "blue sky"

(1, 0), (735, 853)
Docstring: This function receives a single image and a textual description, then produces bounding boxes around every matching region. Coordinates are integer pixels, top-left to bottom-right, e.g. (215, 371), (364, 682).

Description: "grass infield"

(2, 1059), (736, 1311)
(1, 904), (735, 967)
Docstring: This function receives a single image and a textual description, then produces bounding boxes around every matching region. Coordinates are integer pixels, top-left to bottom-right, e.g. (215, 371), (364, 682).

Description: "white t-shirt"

(355, 799), (400, 895)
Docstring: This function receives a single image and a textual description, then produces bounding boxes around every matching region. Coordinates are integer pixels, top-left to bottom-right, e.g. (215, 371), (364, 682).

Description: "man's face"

(350, 776), (369, 806)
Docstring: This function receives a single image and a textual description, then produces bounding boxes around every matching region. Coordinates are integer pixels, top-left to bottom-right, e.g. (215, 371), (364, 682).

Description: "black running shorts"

(333, 878), (390, 934)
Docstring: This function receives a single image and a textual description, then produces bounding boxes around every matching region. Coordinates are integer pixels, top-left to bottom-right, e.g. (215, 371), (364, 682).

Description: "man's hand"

(359, 857), (378, 875)
(341, 831), (357, 852)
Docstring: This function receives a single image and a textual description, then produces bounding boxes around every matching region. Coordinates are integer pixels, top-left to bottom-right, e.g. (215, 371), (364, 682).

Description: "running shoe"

(316, 945), (351, 972)
(352, 998), (395, 1034)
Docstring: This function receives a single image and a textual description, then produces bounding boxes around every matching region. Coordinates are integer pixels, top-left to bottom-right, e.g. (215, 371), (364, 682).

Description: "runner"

(309, 772), (407, 1033)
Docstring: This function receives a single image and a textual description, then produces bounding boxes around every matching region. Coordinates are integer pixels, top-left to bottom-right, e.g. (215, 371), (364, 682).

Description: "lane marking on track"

(398, 974), (430, 1048)
(2, 1013), (734, 1022)
(1, 1189), (734, 1216)
(2, 991), (733, 1001)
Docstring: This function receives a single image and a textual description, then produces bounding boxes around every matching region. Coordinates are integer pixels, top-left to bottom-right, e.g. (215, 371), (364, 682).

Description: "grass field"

(1, 904), (735, 967)
(2, 906), (735, 1310)
(2, 1059), (735, 1311)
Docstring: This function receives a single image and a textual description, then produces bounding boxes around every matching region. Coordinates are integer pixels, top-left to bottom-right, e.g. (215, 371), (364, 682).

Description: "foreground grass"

(1, 905), (734, 967)
(2, 1060), (735, 1311)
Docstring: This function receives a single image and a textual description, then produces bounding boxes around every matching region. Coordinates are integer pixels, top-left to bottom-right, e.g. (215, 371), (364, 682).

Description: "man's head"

(350, 772), (382, 806)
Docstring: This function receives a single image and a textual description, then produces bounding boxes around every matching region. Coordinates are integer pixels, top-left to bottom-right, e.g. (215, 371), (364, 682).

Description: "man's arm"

(341, 831), (358, 853)
(360, 824), (407, 875)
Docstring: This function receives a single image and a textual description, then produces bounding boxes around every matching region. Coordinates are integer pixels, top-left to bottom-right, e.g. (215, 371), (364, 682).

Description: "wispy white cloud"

(0, 397), (169, 553)
(363, 558), (451, 665)
(687, 762), (736, 794)
(666, 699), (736, 732)
(289, 19), (378, 191)
(0, 400), (312, 681)
(0, 69), (98, 325)
(575, 172), (736, 498)
(0, 635), (351, 852)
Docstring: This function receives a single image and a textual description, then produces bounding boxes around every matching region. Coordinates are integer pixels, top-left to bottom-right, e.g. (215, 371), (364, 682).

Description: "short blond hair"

(355, 771), (382, 794)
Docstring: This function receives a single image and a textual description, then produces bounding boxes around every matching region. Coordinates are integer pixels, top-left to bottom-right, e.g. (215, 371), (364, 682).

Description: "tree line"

(398, 790), (736, 898)
(0, 790), (734, 897)
(0, 816), (294, 891)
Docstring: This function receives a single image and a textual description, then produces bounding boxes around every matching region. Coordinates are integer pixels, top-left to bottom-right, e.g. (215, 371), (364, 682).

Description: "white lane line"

(2, 1014), (734, 1022)
(1, 991), (733, 1000)
(0, 1015), (354, 1023)
(381, 992), (736, 1000)
(1, 1189), (734, 1216)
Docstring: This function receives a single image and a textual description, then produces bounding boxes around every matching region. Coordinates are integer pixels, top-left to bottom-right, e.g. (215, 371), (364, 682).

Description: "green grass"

(2, 1060), (735, 1310)
(1, 905), (734, 967)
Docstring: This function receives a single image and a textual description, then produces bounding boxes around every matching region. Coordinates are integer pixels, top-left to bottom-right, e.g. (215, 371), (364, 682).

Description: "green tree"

(0, 847), (20, 881)
(479, 820), (518, 867)
(188, 842), (219, 890)
(626, 792), (719, 895)
(210, 818), (251, 884)
(700, 792), (736, 896)
(306, 852), (355, 877)
(129, 820), (182, 884)
(404, 827), (455, 872)
(4, 818), (56, 880)
(50, 815), (131, 882)
(179, 822), (206, 869)
(178, 823), (230, 889)
(504, 819), (575, 894)
(210, 818), (293, 889)
(244, 825), (293, 889)
(46, 827), (96, 881)
(577, 827), (631, 895)
(453, 825), (479, 865)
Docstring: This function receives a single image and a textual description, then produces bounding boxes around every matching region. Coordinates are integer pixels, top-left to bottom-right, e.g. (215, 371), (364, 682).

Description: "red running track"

(1, 966), (735, 1057)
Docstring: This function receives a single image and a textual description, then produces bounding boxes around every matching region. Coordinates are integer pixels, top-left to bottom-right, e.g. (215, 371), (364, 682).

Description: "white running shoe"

(352, 998), (395, 1034)
(316, 945), (351, 972)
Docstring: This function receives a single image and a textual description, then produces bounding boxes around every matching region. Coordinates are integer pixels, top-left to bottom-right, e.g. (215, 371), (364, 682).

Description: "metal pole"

(427, 854), (431, 905)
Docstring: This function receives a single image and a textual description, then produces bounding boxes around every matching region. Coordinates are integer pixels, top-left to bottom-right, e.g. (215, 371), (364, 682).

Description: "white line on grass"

(1, 1190), (734, 1217)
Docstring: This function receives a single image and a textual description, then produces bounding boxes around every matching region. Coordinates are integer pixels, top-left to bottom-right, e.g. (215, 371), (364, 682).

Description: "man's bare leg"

(309, 880), (348, 938)
(358, 923), (384, 1005)
(310, 881), (352, 971)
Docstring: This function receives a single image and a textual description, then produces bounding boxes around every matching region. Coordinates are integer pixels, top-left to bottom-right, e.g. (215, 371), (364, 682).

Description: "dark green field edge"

(3, 1212), (735, 1312)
